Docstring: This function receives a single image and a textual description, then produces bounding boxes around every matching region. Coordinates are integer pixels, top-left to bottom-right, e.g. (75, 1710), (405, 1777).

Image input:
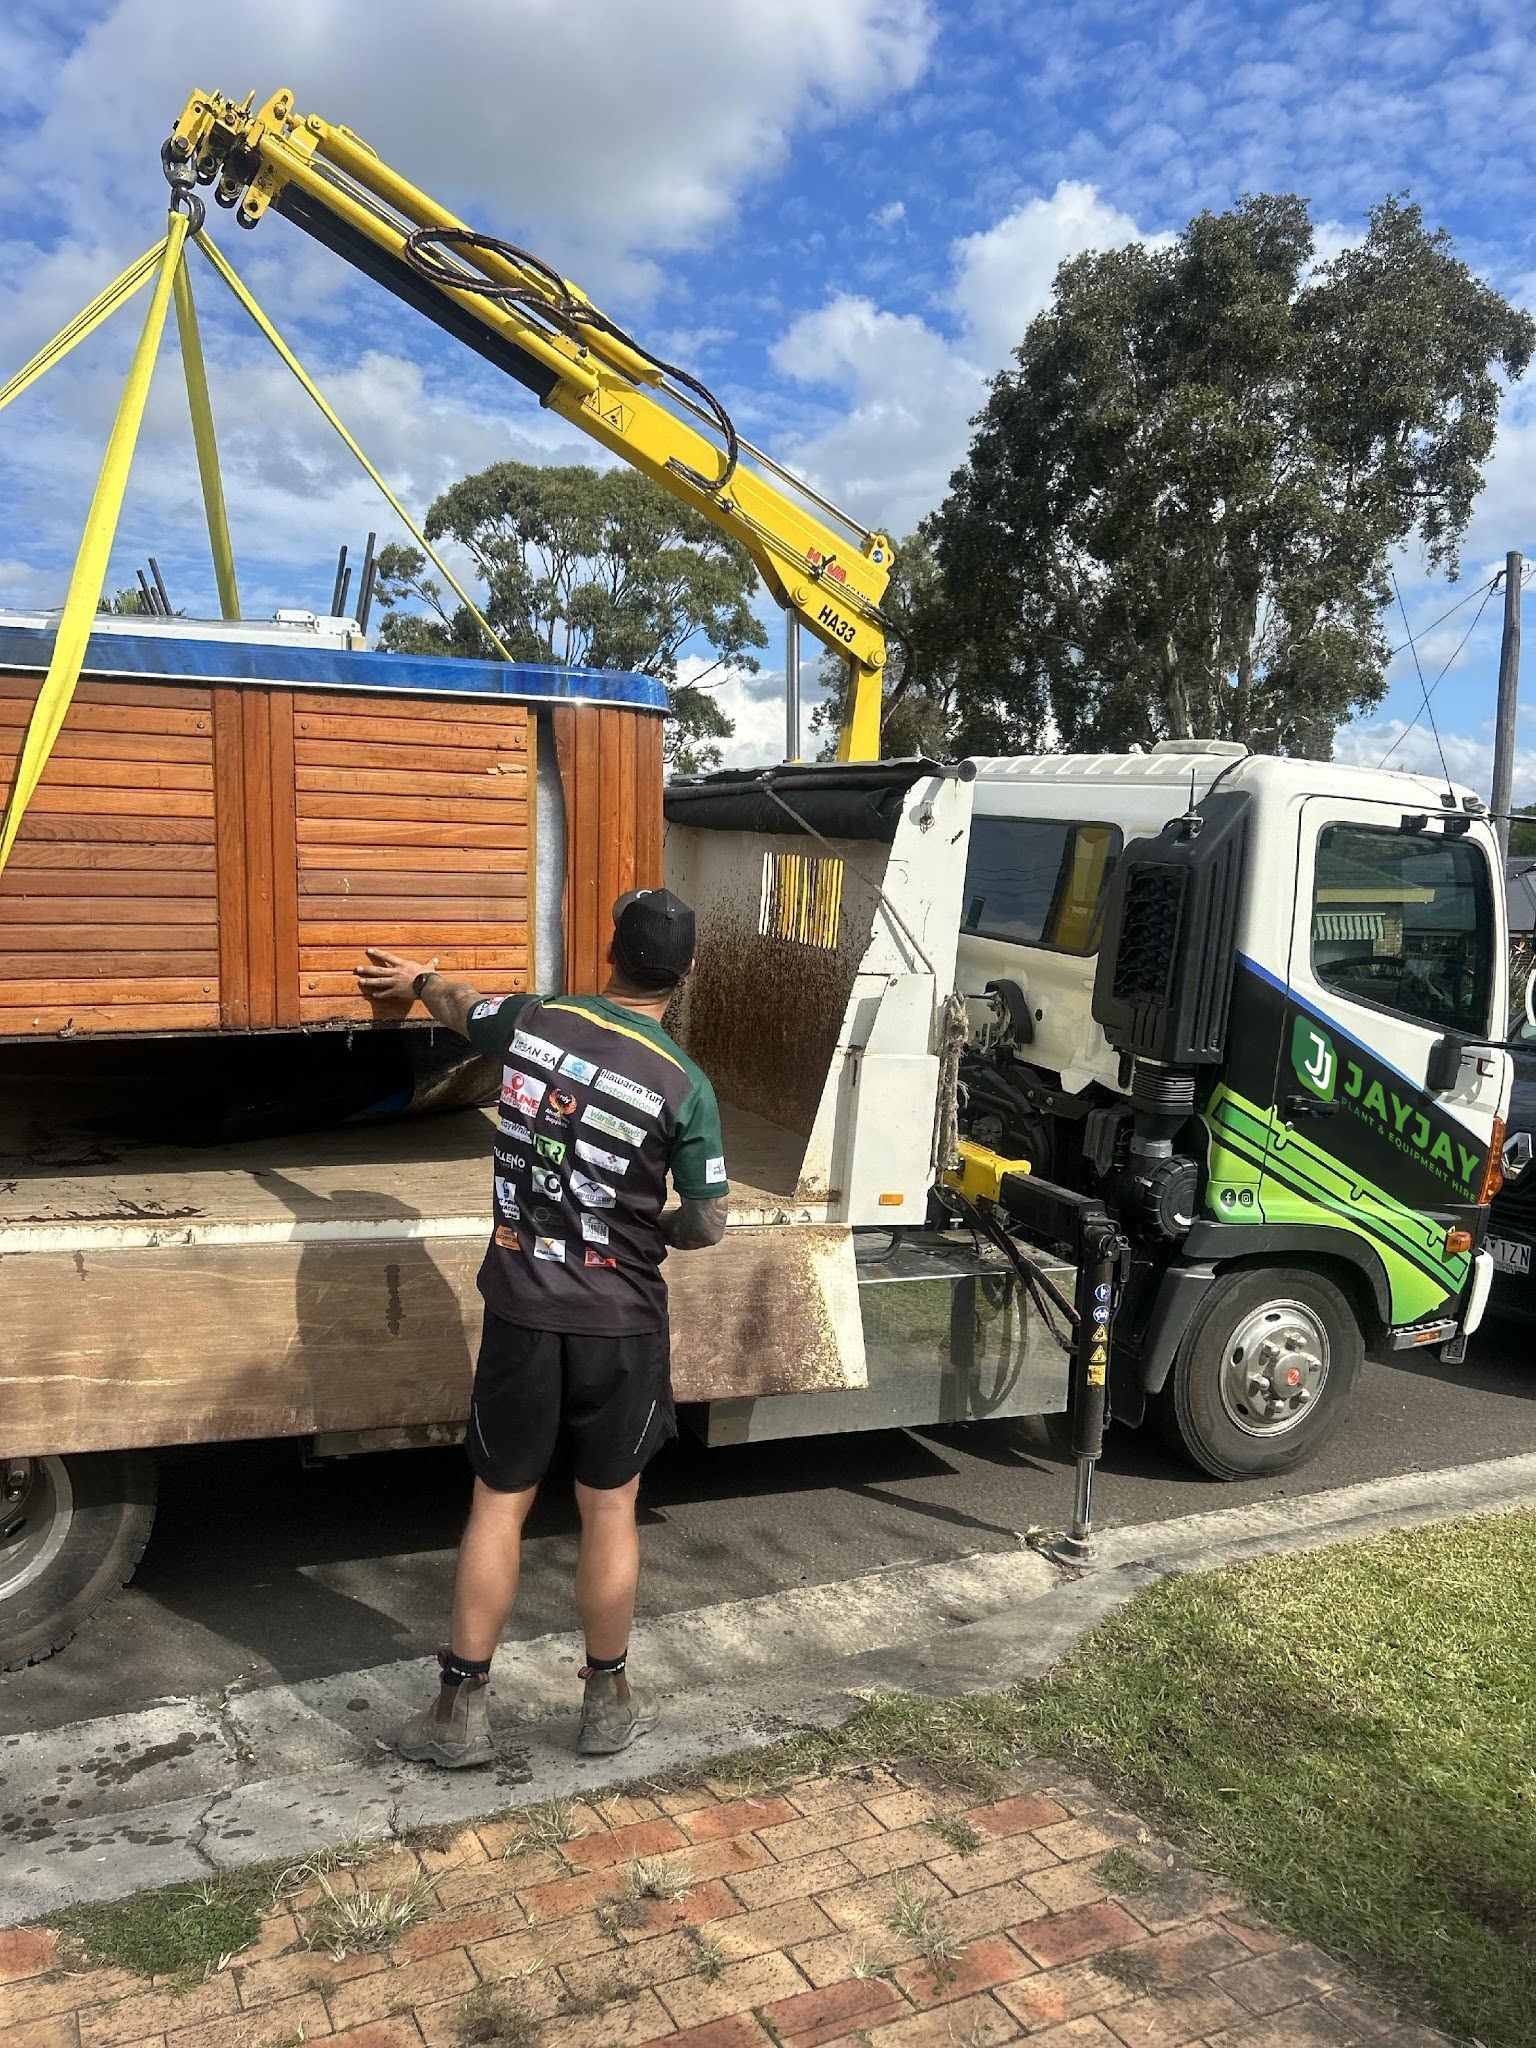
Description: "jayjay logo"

(1290, 1017), (1336, 1101)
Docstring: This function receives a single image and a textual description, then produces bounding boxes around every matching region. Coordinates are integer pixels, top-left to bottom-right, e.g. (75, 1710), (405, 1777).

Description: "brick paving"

(0, 1755), (1451, 2048)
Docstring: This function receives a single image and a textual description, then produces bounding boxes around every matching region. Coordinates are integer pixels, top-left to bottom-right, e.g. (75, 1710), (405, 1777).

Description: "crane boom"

(164, 87), (896, 760)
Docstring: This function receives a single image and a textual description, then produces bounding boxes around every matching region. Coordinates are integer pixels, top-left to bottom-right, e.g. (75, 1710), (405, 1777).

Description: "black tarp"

(664, 758), (969, 844)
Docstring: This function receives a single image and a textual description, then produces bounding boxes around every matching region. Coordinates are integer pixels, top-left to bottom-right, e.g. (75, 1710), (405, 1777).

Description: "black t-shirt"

(465, 993), (729, 1335)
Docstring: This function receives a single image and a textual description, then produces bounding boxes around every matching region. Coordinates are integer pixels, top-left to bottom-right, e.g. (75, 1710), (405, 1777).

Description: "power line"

(1382, 566), (1456, 791)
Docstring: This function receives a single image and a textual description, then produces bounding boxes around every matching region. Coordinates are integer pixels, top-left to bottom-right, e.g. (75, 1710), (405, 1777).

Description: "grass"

(50, 1866), (284, 1982)
(704, 1689), (1036, 1800)
(1028, 1510), (1536, 2048)
(454, 1981), (542, 2047)
(299, 1867), (437, 1959)
(886, 1878), (962, 1980)
(689, 1932), (728, 1981)
(1094, 1846), (1159, 1895)
(625, 1856), (693, 1902)
(927, 1812), (982, 1858)
(499, 1798), (583, 1859)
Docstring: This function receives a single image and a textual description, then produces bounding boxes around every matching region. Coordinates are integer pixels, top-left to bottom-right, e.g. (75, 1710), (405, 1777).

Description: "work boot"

(577, 1667), (658, 1755)
(396, 1663), (493, 1769)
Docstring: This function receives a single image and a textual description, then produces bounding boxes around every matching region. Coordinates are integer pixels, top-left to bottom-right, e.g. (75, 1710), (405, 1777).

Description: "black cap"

(612, 888), (695, 988)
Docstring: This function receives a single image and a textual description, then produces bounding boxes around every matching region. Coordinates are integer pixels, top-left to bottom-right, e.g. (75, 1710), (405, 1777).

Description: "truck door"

(1261, 798), (1506, 1328)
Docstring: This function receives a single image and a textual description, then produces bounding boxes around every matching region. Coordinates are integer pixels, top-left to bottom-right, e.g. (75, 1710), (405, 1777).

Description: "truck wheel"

(0, 1452), (157, 1672)
(1155, 1268), (1360, 1479)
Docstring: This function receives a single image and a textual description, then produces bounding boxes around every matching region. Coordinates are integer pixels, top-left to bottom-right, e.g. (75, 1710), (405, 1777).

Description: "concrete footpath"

(4, 1449), (1533, 1934)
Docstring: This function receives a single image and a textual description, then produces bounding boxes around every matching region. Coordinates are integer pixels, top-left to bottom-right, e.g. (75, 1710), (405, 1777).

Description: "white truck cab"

(953, 741), (1510, 1475)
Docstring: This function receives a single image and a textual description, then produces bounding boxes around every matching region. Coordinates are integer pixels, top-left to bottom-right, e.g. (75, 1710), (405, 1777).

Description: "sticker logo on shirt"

(584, 1248), (618, 1269)
(493, 1223), (521, 1251)
(504, 1070), (546, 1119)
(533, 1236), (566, 1263)
(498, 1121), (533, 1145)
(705, 1155), (727, 1184)
(596, 1069), (665, 1119)
(535, 1134), (567, 1165)
(532, 1168), (564, 1202)
(494, 1146), (527, 1171)
(544, 1088), (579, 1123)
(576, 1140), (629, 1177)
(511, 1027), (563, 1070)
(470, 998), (502, 1023)
(582, 1103), (645, 1147)
(579, 1213), (609, 1245)
(493, 1176), (520, 1217)
(529, 1205), (556, 1229)
(560, 1052), (599, 1084)
(570, 1170), (617, 1210)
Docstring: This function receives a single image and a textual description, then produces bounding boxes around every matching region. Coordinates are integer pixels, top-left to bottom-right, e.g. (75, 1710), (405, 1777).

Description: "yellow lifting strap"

(0, 216), (189, 875)
(0, 241), (163, 419)
(193, 231), (515, 663)
(172, 256), (240, 621)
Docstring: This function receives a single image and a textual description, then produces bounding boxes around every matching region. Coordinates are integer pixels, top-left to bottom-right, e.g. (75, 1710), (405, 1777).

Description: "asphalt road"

(2, 1309), (1532, 1737)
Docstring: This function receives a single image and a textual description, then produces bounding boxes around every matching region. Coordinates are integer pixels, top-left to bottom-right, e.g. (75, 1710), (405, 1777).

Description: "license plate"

(1490, 1235), (1532, 1276)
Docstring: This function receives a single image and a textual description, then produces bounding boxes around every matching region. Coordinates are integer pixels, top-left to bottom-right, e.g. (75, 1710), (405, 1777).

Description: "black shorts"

(466, 1313), (677, 1492)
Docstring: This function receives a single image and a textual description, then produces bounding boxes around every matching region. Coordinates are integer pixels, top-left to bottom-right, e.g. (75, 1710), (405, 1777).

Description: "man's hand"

(356, 947), (485, 1037)
(355, 947), (436, 1009)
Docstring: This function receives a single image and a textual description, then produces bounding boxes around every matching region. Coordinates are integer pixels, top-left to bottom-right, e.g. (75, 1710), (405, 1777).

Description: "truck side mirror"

(1425, 1035), (1464, 1094)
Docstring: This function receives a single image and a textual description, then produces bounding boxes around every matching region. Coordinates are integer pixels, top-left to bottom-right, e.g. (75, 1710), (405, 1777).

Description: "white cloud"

(16, 0), (934, 280)
(771, 179), (1162, 534)
(953, 180), (1158, 367)
(0, 0), (935, 617)
(872, 200), (907, 230)
(676, 651), (836, 770)
(1332, 718), (1528, 805)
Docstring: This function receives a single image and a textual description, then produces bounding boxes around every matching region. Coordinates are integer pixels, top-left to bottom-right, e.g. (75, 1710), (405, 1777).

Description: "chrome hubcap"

(0, 1456), (74, 1600)
(1218, 1301), (1329, 1437)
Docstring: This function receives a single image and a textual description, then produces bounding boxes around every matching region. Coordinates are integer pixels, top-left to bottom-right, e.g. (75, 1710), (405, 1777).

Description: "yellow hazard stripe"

(542, 1000), (685, 1072)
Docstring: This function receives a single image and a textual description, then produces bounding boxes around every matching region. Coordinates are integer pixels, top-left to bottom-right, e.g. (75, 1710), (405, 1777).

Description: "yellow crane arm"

(164, 87), (896, 760)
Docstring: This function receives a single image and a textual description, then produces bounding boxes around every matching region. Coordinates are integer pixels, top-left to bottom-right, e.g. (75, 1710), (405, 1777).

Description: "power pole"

(785, 614), (801, 762)
(1493, 550), (1523, 860)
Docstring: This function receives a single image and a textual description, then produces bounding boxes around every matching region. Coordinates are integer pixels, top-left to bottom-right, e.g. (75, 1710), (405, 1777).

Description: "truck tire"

(1154, 1267), (1361, 1480)
(0, 1452), (157, 1672)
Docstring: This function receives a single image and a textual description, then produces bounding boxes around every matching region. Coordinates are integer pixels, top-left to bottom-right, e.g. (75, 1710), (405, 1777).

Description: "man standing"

(354, 889), (728, 1768)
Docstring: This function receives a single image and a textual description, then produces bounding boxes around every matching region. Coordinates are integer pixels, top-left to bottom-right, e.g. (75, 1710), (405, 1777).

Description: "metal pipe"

(148, 555), (172, 614)
(357, 556), (378, 635)
(135, 569), (157, 615)
(355, 530), (377, 627)
(330, 544), (348, 618)
(785, 613), (801, 762)
(336, 564), (352, 617)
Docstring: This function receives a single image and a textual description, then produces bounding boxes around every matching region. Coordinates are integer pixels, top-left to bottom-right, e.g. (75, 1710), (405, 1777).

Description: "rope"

(192, 230), (516, 662)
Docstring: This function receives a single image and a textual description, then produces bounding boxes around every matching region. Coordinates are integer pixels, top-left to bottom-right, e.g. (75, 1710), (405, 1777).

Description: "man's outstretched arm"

(661, 1196), (729, 1249)
(355, 948), (484, 1038)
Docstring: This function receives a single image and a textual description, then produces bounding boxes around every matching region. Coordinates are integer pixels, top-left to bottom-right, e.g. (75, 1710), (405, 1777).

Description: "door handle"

(1283, 1094), (1339, 1119)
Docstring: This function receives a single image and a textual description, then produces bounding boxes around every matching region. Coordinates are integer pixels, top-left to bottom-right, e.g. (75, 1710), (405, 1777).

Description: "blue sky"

(2, 0), (1534, 780)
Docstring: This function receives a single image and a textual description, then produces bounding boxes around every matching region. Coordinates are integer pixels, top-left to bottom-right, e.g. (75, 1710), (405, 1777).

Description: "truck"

(0, 90), (1519, 1666)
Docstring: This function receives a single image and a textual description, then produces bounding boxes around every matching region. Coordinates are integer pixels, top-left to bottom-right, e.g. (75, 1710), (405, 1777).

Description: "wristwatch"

(411, 970), (436, 998)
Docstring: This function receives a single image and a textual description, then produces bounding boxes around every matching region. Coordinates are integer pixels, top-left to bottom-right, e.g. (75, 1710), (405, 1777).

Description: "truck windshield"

(1311, 822), (1494, 1035)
